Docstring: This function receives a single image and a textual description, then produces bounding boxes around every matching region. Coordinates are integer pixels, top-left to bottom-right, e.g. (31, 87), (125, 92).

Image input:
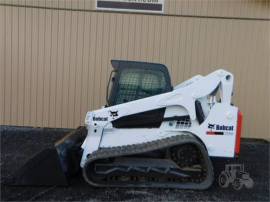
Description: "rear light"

(235, 110), (243, 156)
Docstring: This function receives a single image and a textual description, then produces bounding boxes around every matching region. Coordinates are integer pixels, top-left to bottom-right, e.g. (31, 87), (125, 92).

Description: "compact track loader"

(9, 60), (243, 190)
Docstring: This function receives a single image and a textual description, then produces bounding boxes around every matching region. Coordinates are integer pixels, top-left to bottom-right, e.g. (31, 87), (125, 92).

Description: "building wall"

(0, 0), (269, 139)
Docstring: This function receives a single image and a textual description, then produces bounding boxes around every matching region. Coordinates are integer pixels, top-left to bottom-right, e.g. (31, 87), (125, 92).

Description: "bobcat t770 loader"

(10, 60), (243, 190)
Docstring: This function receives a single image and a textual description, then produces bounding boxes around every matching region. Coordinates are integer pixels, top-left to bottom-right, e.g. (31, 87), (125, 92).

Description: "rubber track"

(82, 133), (214, 189)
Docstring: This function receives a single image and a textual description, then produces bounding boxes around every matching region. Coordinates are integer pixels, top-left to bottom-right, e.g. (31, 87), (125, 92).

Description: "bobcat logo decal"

(208, 123), (215, 130)
(109, 110), (118, 119)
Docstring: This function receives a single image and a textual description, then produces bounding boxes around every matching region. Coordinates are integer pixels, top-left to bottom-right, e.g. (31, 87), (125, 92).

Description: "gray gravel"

(1, 126), (269, 201)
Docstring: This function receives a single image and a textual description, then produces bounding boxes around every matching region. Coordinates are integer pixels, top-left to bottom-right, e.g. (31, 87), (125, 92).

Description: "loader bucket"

(8, 148), (68, 186)
(6, 126), (87, 186)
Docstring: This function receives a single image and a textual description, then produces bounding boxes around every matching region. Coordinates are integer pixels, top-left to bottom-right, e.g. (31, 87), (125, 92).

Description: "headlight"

(85, 112), (92, 126)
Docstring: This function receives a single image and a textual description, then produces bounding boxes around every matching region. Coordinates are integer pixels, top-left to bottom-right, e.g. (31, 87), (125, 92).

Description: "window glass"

(115, 68), (167, 104)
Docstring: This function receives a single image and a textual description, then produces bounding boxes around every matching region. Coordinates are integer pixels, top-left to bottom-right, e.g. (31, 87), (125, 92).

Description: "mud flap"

(6, 126), (87, 186)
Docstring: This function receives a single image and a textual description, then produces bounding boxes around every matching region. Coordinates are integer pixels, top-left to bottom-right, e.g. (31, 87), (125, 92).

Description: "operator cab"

(107, 60), (173, 106)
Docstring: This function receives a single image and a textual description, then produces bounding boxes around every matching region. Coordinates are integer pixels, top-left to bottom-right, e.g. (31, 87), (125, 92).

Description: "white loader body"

(81, 69), (241, 168)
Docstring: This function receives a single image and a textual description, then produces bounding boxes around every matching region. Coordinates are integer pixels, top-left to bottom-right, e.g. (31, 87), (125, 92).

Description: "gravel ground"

(0, 126), (269, 201)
